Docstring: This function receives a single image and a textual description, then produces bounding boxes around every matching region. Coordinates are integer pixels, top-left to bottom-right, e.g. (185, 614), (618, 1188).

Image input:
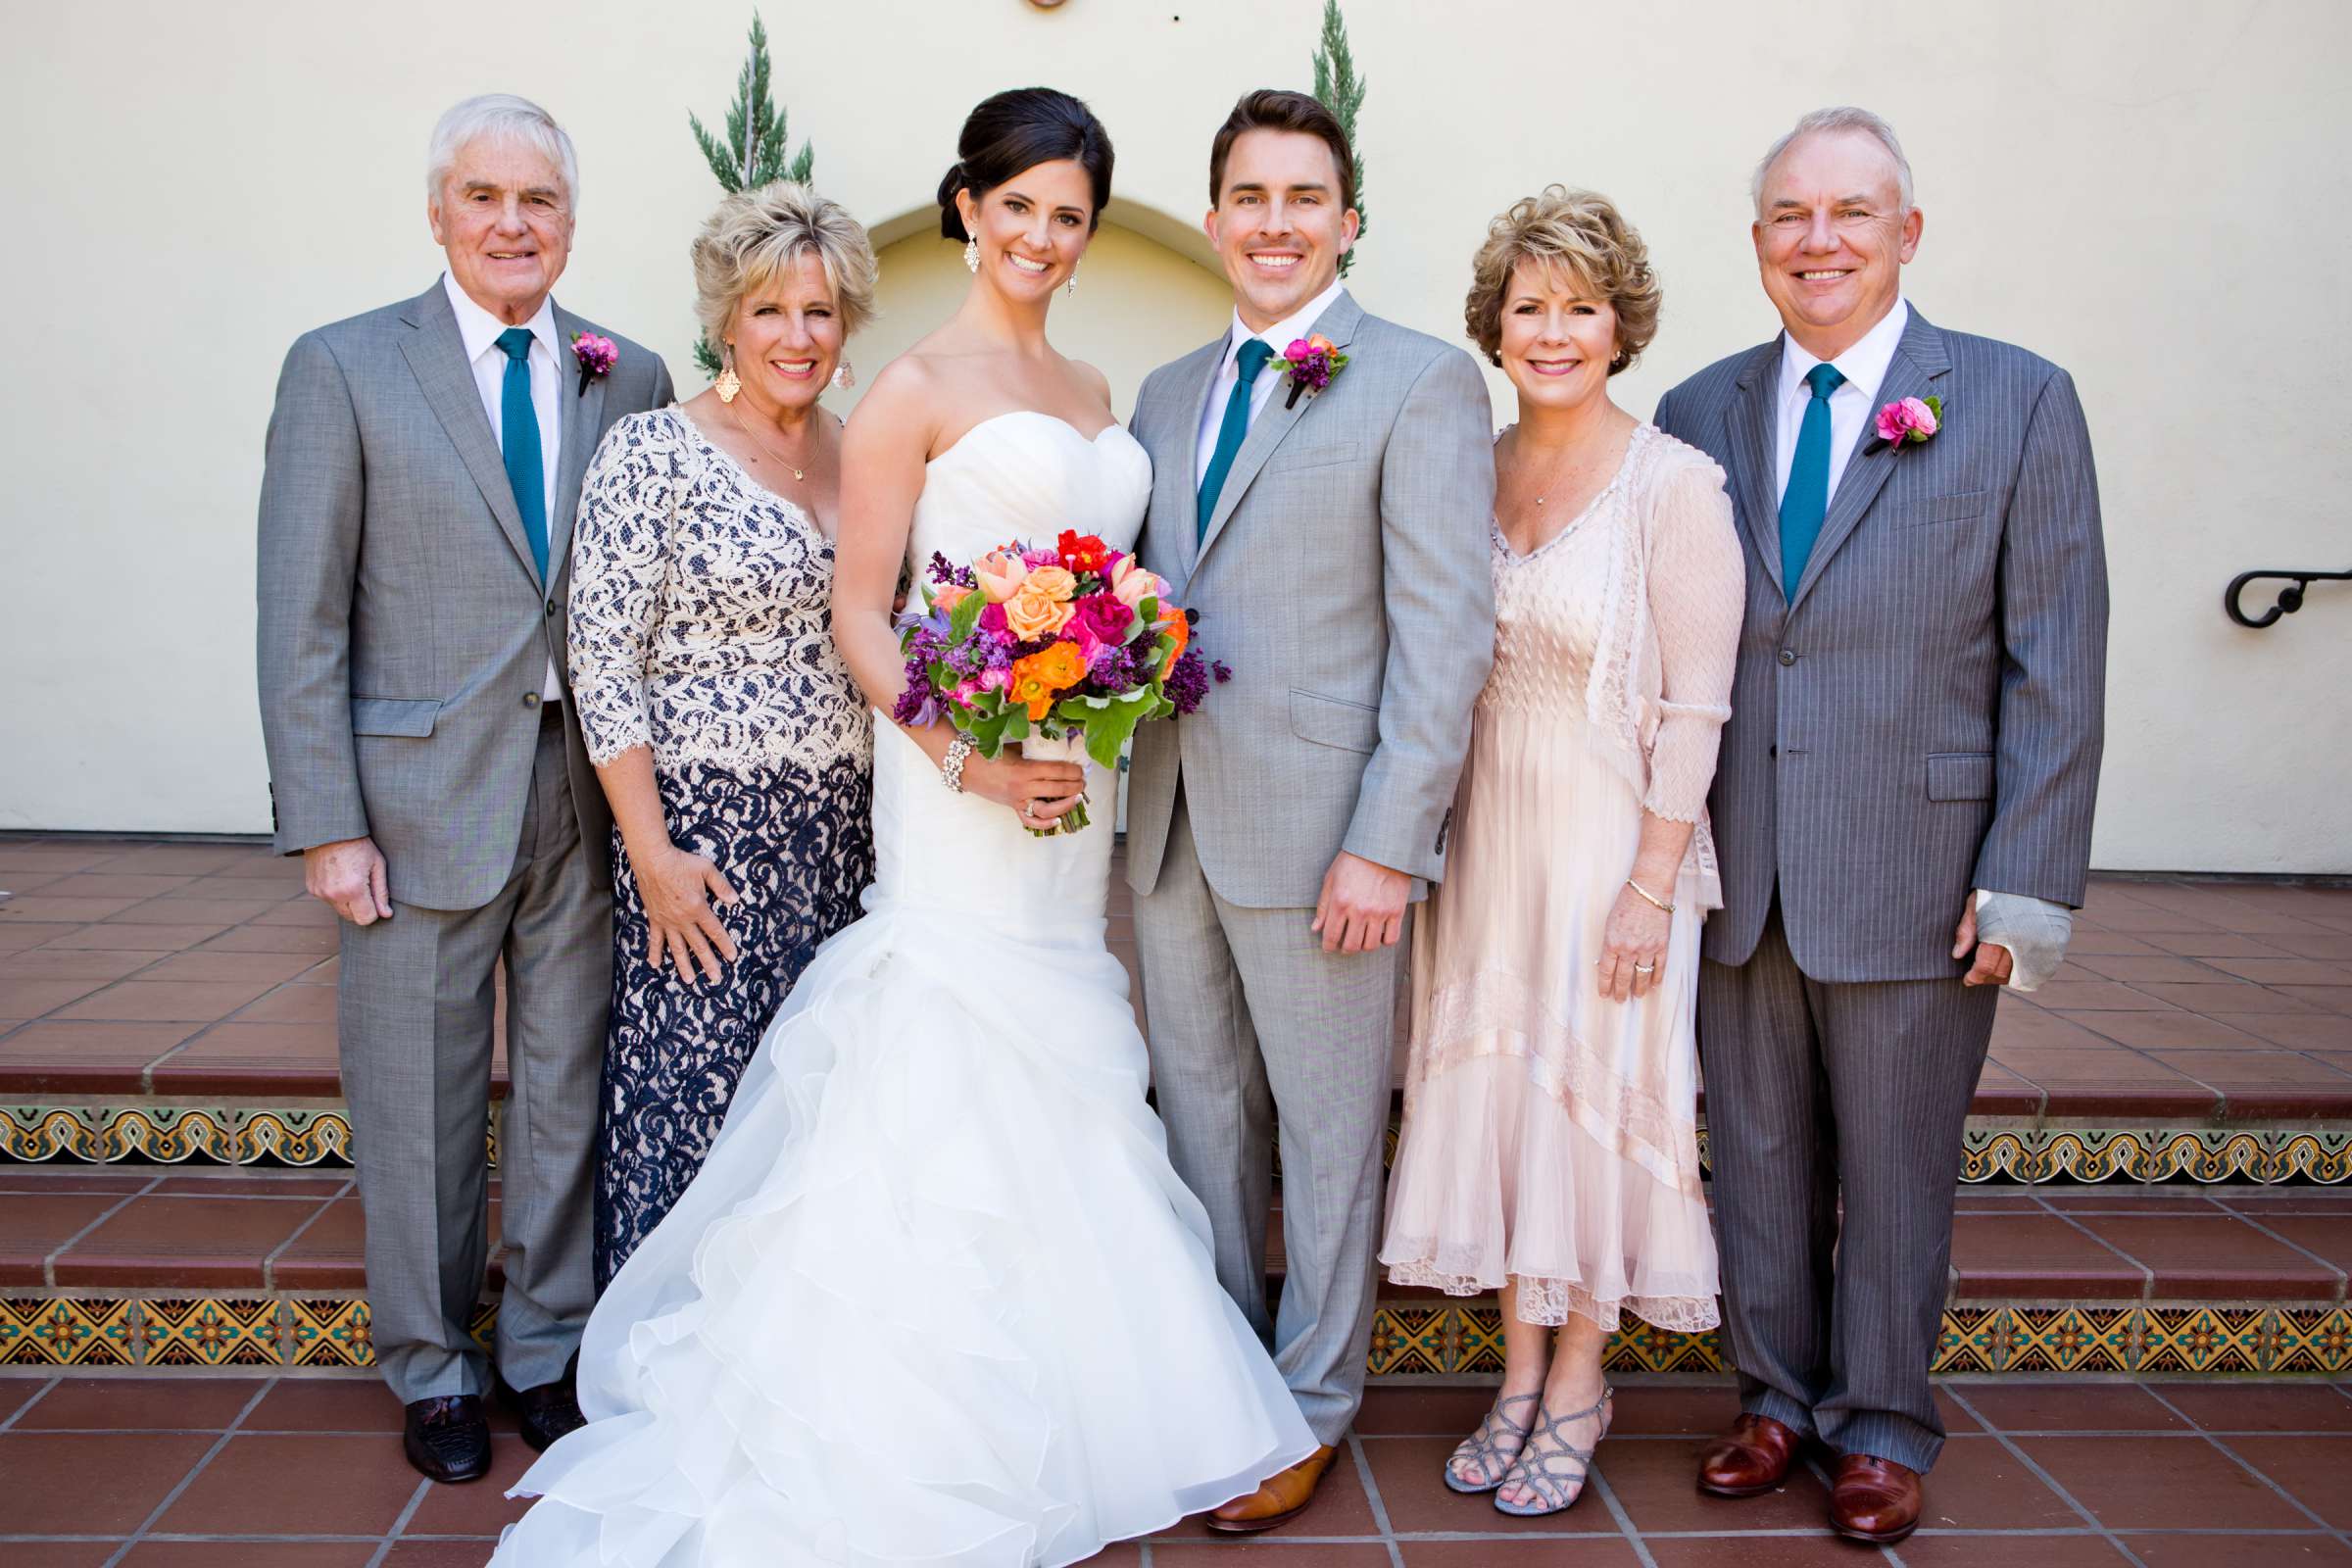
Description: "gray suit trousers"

(338, 715), (610, 1401)
(1697, 901), (1994, 1473)
(1135, 791), (1400, 1445)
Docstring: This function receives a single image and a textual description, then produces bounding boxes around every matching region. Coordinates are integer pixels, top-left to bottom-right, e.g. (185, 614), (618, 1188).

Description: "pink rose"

(979, 602), (1010, 637)
(972, 551), (1030, 604)
(1108, 555), (1165, 615)
(980, 664), (1011, 692)
(1285, 337), (1313, 362)
(1875, 396), (1939, 445)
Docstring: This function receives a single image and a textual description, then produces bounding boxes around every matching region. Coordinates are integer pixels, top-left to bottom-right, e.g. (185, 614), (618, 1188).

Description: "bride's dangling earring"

(1066, 259), (1079, 297)
(963, 237), (980, 273)
(714, 342), (741, 404)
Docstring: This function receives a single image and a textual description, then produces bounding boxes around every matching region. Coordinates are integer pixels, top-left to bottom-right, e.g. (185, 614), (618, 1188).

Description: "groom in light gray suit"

(1656, 109), (2106, 1544)
(257, 95), (670, 1483)
(1125, 89), (1494, 1532)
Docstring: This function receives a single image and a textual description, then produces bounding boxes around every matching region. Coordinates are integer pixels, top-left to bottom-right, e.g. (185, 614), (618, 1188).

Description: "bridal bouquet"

(893, 530), (1229, 833)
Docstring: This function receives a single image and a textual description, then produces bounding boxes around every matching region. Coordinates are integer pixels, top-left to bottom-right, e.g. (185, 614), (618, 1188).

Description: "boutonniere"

(1866, 394), (1941, 453)
(1271, 333), (1349, 410)
(570, 331), (617, 397)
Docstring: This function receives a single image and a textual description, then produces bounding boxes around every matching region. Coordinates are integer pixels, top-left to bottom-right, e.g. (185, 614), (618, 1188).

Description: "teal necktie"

(1198, 337), (1275, 541)
(496, 326), (550, 580)
(1778, 361), (1845, 601)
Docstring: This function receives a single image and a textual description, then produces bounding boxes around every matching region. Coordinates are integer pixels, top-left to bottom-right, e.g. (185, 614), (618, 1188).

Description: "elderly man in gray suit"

(257, 94), (671, 1484)
(1124, 89), (1495, 1533)
(1654, 107), (2107, 1543)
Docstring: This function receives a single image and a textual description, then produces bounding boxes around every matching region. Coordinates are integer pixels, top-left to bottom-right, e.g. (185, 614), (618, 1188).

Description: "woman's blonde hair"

(692, 180), (878, 349)
(1465, 186), (1660, 374)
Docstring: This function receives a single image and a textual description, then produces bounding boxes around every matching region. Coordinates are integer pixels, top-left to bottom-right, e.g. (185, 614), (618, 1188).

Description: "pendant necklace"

(726, 399), (812, 482)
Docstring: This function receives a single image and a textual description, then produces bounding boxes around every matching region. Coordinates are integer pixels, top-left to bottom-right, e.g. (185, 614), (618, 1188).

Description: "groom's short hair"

(1209, 89), (1359, 218)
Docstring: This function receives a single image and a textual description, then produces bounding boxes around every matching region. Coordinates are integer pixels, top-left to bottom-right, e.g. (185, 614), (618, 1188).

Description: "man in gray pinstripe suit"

(1655, 108), (2106, 1544)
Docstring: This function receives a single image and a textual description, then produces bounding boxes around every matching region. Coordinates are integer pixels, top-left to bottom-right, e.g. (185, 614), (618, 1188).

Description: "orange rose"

(1008, 641), (1088, 720)
(1024, 564), (1078, 602)
(930, 582), (970, 612)
(972, 551), (1030, 604)
(1156, 609), (1190, 674)
(1005, 580), (1076, 640)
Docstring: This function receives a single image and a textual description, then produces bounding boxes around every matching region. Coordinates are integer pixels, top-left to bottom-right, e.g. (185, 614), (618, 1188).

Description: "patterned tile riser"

(7, 1107), (2348, 1182)
(5, 1296), (2346, 1374)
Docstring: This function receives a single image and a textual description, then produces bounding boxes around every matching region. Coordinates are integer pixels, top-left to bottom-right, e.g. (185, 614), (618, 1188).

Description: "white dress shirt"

(1192, 275), (1349, 487)
(1771, 296), (1909, 508)
(442, 272), (564, 700)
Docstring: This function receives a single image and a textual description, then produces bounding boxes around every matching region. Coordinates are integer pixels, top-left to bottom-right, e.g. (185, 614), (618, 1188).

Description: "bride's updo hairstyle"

(937, 87), (1115, 241)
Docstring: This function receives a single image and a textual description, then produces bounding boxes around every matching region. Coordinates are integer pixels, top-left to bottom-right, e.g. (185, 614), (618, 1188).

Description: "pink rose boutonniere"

(1870, 394), (1941, 452)
(1271, 333), (1349, 410)
(570, 331), (618, 396)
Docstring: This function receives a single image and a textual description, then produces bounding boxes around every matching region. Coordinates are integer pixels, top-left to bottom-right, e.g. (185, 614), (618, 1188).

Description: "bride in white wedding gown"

(491, 91), (1314, 1567)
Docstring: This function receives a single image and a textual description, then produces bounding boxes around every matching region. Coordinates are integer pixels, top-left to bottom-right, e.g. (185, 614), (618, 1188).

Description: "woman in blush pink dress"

(1380, 187), (1742, 1517)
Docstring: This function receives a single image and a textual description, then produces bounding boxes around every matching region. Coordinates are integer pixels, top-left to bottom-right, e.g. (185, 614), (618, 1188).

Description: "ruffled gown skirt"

(492, 718), (1314, 1566)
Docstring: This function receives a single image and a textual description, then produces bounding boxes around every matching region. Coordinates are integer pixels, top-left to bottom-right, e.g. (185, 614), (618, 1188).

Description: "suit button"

(1769, 744), (1779, 759)
(522, 693), (541, 710)
(1778, 648), (1797, 666)
(546, 601), (558, 617)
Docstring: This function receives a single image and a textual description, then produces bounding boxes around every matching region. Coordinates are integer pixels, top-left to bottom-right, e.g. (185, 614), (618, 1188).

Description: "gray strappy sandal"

(1444, 1390), (1541, 1494)
(1493, 1386), (1614, 1516)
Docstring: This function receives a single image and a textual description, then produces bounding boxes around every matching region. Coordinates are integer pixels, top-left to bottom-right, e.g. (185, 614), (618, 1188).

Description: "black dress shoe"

(504, 1371), (587, 1453)
(403, 1394), (491, 1484)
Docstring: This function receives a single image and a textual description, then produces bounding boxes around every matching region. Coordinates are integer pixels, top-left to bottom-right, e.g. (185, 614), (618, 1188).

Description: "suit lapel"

(398, 282), (541, 586)
(551, 303), (606, 585)
(1197, 290), (1364, 567)
(1788, 309), (1952, 612)
(1723, 339), (1786, 599)
(1162, 337), (1227, 581)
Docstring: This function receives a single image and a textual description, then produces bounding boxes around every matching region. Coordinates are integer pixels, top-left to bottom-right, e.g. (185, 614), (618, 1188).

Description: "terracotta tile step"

(4, 1166), (2343, 1307)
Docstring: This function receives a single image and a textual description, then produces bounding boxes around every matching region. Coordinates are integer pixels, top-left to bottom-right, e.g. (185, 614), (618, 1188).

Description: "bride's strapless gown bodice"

(491, 411), (1310, 1568)
(875, 412), (1152, 939)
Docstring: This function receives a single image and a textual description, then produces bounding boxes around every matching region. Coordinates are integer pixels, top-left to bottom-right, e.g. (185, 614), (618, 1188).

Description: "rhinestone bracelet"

(941, 734), (975, 794)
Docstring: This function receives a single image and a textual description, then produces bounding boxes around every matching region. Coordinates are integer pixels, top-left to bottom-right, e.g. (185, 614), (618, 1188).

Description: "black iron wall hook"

(2224, 567), (2352, 629)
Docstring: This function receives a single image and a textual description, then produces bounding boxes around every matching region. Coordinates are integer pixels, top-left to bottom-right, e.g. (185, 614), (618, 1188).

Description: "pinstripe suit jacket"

(257, 281), (673, 910)
(1654, 308), (2107, 982)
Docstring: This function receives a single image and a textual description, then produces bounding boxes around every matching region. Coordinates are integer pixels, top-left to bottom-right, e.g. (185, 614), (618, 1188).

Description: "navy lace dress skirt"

(593, 753), (873, 1288)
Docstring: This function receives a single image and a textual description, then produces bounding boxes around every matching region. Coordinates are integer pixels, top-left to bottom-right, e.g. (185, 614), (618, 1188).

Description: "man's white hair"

(1751, 106), (1913, 217)
(426, 93), (579, 211)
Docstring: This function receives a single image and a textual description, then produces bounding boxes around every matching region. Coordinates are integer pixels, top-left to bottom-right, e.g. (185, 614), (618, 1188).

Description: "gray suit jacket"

(1655, 307), (2107, 982)
(257, 280), (673, 910)
(1123, 291), (1496, 908)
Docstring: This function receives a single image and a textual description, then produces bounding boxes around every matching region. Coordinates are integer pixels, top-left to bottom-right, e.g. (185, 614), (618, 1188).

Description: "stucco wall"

(0, 0), (2344, 872)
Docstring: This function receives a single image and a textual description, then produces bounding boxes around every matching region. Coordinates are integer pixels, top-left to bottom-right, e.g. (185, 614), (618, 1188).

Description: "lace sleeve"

(1642, 454), (1744, 823)
(567, 412), (680, 766)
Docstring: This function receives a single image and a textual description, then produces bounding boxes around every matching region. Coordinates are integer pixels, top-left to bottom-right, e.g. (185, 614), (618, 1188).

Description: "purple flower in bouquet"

(890, 654), (940, 728)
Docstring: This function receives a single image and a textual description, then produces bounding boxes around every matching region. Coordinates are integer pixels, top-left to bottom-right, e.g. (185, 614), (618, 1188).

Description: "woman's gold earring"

(714, 343), (741, 404)
(963, 237), (980, 273)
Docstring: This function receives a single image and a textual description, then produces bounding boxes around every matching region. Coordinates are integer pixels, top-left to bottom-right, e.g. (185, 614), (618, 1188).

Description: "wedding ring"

(1634, 962), (1655, 975)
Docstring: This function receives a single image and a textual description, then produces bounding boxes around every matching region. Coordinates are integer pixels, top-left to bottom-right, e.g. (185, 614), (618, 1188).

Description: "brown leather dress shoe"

(1696, 1412), (1802, 1496)
(1204, 1445), (1339, 1534)
(1830, 1453), (1923, 1544)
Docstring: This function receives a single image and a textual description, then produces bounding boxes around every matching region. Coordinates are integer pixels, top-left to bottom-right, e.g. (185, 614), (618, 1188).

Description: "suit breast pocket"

(1277, 441), (1364, 474)
(1290, 688), (1381, 754)
(1896, 489), (1990, 527)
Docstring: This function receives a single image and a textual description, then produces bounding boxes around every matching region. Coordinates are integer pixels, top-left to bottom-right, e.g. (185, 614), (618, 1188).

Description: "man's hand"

(1953, 898), (2015, 988)
(304, 836), (392, 926)
(1312, 851), (1410, 956)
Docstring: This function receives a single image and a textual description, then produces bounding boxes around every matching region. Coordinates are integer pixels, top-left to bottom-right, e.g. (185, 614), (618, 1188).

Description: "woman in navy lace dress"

(568, 183), (876, 1287)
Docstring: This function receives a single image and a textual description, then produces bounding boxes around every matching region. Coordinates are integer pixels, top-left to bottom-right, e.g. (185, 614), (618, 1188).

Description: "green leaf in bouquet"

(966, 706), (1012, 758)
(948, 589), (987, 642)
(1055, 687), (1155, 769)
(1136, 595), (1159, 626)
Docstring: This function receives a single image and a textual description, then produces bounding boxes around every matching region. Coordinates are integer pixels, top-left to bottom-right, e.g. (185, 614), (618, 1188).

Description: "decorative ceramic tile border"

(8, 1294), (2343, 1375)
(7, 1104), (2347, 1185)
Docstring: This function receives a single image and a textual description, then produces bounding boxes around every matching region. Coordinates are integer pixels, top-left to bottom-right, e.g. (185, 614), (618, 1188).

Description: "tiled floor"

(1, 1375), (2348, 1565)
(7, 1163), (2347, 1302)
(2, 839), (2350, 1115)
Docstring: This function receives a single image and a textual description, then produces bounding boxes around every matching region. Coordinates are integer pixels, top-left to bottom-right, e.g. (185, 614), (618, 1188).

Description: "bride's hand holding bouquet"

(895, 530), (1229, 835)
